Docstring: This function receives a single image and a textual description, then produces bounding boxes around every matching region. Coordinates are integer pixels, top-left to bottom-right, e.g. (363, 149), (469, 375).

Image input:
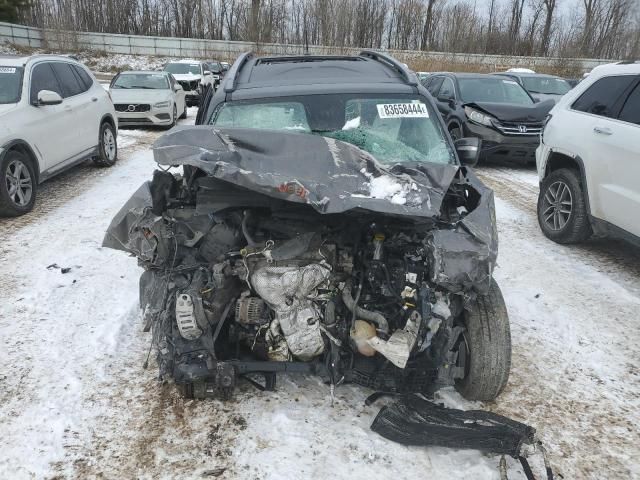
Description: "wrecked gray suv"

(104, 52), (511, 402)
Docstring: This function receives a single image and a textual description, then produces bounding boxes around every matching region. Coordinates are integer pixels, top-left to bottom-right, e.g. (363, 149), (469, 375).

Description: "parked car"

(565, 78), (580, 88)
(423, 72), (554, 164)
(0, 54), (117, 216)
(494, 72), (572, 103)
(105, 51), (512, 403)
(109, 71), (186, 128)
(416, 71), (430, 84)
(206, 61), (225, 89)
(536, 62), (639, 245)
(163, 60), (214, 106)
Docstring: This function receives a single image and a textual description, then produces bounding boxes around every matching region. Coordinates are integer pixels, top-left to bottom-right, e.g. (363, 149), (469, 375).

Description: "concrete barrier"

(0, 21), (616, 71)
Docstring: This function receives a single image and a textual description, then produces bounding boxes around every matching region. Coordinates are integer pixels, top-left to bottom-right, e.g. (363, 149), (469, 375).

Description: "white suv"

(536, 62), (639, 245)
(0, 54), (118, 216)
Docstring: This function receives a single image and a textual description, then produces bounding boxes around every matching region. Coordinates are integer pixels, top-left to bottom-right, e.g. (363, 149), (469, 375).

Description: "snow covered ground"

(0, 120), (638, 479)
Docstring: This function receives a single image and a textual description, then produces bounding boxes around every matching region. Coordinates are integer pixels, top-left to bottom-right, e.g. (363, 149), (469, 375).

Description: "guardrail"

(0, 21), (616, 71)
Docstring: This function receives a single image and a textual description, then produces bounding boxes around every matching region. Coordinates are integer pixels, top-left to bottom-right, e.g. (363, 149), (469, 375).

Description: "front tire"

(537, 168), (592, 244)
(94, 122), (118, 167)
(0, 150), (37, 217)
(180, 103), (187, 119)
(455, 279), (511, 402)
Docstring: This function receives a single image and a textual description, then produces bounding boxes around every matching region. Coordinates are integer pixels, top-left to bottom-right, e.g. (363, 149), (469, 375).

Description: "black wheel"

(0, 150), (37, 217)
(455, 279), (511, 402)
(449, 126), (462, 141)
(94, 122), (118, 167)
(537, 168), (592, 244)
(180, 102), (187, 119)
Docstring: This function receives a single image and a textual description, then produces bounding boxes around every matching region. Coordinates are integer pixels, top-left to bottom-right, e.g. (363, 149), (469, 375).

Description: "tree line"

(7, 0), (640, 59)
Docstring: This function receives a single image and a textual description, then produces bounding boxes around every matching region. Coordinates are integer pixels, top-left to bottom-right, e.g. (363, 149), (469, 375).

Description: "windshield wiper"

(130, 86), (155, 89)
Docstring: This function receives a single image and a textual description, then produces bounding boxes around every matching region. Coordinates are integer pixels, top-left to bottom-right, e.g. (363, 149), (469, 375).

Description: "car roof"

(496, 72), (560, 79)
(588, 61), (640, 78)
(169, 59), (202, 64)
(0, 54), (80, 65)
(118, 70), (169, 75)
(226, 53), (418, 99)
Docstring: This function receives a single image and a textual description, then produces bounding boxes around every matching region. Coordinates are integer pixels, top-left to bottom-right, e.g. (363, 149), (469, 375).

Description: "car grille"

(178, 80), (200, 92)
(121, 118), (153, 124)
(493, 121), (543, 136)
(114, 104), (150, 113)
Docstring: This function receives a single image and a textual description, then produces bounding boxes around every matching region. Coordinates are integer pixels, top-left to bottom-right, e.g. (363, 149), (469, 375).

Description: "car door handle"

(91, 97), (98, 102)
(593, 126), (612, 135)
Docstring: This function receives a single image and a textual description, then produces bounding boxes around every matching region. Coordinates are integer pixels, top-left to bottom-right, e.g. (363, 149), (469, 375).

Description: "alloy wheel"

(541, 180), (572, 231)
(103, 128), (116, 161)
(5, 159), (33, 207)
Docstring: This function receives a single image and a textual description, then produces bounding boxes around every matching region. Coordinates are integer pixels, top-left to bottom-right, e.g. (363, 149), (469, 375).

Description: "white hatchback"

(0, 54), (118, 216)
(536, 62), (639, 245)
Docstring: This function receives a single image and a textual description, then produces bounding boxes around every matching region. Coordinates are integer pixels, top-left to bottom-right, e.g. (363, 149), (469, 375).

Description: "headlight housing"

(464, 106), (495, 127)
(154, 101), (170, 108)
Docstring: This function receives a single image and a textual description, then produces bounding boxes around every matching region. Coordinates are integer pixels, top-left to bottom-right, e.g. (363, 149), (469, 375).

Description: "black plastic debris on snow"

(370, 395), (554, 479)
(46, 263), (72, 274)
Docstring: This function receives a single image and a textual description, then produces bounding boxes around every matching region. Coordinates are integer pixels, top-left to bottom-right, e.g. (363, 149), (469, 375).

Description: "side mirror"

(203, 70), (212, 75)
(438, 95), (455, 106)
(36, 90), (63, 106)
(454, 137), (481, 167)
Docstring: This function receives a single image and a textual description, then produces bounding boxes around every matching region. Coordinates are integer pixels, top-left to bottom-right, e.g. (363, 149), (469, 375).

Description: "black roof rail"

(359, 50), (418, 87)
(224, 51), (254, 94)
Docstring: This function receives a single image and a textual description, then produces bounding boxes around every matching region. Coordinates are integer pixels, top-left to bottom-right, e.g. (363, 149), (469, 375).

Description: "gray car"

(494, 72), (572, 103)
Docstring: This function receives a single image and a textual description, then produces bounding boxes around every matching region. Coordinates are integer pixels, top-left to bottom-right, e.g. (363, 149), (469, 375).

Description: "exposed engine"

(105, 127), (500, 399)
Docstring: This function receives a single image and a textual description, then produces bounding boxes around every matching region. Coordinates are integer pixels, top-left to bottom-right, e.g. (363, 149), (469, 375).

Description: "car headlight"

(464, 106), (495, 127)
(154, 101), (170, 108)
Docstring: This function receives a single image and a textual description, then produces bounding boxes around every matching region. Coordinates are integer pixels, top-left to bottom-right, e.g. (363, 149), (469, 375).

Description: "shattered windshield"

(0, 66), (23, 104)
(212, 94), (456, 165)
(112, 73), (169, 89)
(522, 76), (571, 95)
(164, 63), (200, 75)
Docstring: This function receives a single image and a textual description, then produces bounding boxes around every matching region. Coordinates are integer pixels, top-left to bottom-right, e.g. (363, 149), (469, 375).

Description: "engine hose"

(241, 210), (259, 247)
(341, 284), (389, 334)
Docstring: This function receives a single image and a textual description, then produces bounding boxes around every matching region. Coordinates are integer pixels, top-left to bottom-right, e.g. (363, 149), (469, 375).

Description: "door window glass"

(572, 75), (636, 118)
(30, 63), (63, 101)
(618, 82), (640, 125)
(51, 62), (84, 98)
(437, 78), (455, 100)
(72, 64), (93, 90)
(426, 77), (444, 96)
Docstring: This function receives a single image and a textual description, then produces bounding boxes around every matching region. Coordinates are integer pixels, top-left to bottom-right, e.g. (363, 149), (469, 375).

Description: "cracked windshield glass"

(212, 95), (456, 165)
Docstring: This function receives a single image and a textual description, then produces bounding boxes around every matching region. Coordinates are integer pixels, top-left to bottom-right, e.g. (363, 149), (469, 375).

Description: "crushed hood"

(153, 126), (462, 220)
(466, 101), (554, 122)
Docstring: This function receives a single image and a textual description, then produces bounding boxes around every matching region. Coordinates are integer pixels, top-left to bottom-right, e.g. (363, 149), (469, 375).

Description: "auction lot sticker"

(0, 67), (17, 74)
(377, 103), (429, 118)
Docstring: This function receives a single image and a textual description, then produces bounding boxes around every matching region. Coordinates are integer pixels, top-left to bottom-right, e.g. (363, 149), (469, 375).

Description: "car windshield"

(211, 94), (456, 165)
(164, 63), (200, 75)
(112, 73), (169, 89)
(459, 77), (534, 105)
(0, 66), (23, 104)
(522, 76), (571, 95)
